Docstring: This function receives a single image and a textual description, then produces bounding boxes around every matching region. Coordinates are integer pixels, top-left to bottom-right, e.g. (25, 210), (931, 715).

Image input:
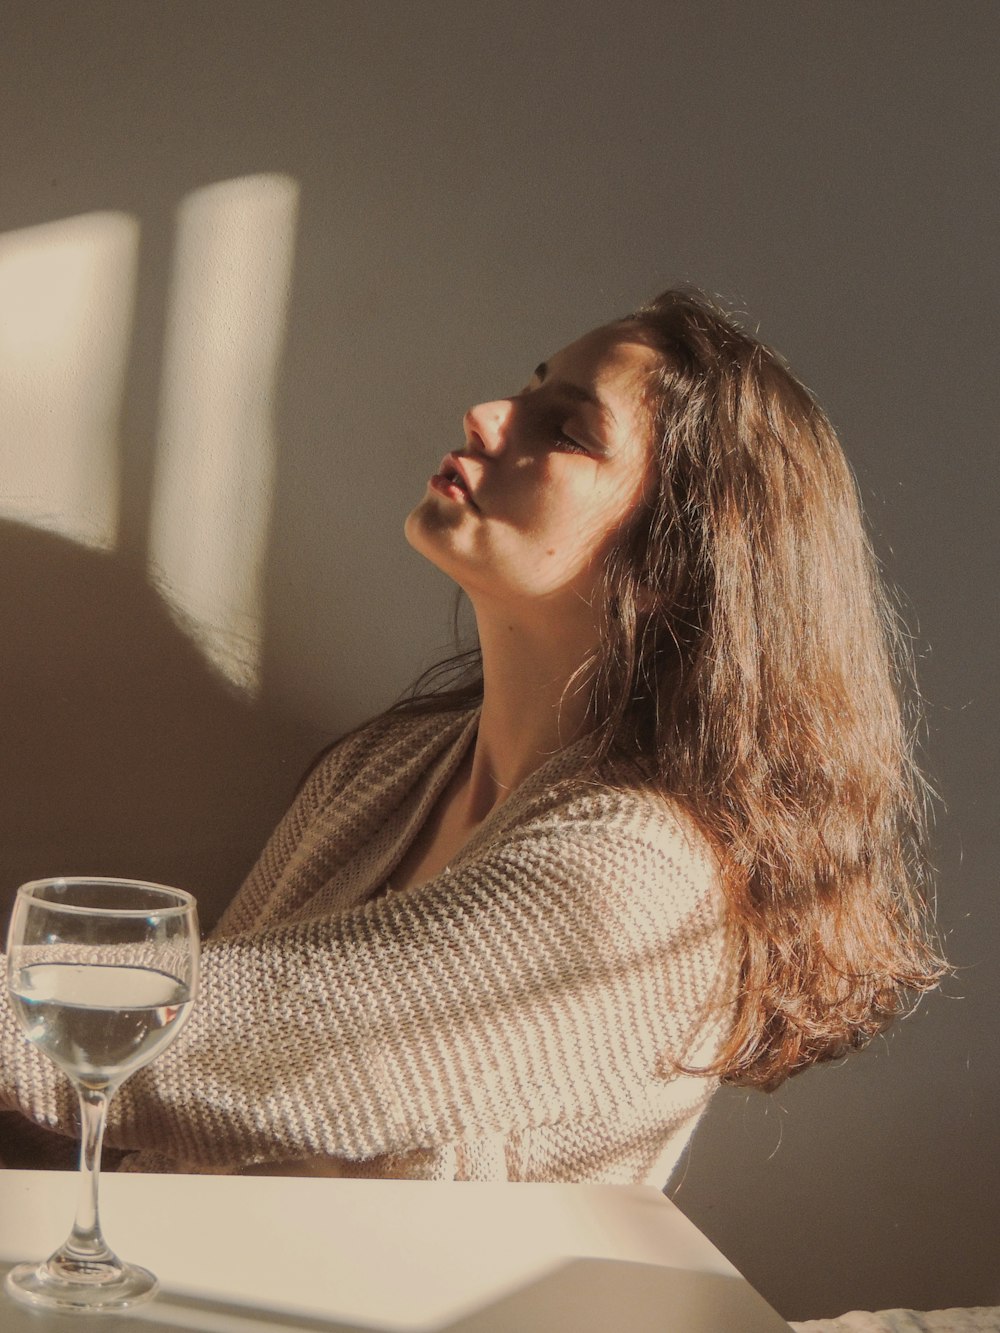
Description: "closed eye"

(553, 433), (589, 454)
(515, 382), (596, 456)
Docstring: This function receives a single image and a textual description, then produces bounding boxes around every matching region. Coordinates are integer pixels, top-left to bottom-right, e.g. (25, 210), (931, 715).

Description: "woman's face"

(405, 325), (658, 622)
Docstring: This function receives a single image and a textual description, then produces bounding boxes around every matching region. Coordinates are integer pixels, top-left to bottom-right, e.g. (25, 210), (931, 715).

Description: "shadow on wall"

(0, 519), (324, 932)
(0, 178), (331, 933)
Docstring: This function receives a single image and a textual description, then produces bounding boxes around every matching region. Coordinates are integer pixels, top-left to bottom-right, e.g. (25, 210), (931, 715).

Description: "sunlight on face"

(406, 326), (658, 624)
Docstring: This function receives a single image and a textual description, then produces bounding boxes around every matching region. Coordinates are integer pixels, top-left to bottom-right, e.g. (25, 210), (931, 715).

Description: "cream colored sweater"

(1, 708), (733, 1184)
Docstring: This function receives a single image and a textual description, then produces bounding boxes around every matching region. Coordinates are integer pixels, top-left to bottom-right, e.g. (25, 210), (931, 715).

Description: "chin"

(406, 509), (490, 603)
(405, 500), (457, 569)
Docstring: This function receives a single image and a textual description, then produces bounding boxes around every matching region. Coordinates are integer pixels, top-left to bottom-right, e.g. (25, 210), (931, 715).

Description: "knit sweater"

(1, 707), (733, 1185)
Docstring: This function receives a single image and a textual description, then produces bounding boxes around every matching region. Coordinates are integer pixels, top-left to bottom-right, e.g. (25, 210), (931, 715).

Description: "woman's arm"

(0, 814), (726, 1172)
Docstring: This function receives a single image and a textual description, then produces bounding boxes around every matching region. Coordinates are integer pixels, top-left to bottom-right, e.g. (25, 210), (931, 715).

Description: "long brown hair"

(392, 288), (947, 1090)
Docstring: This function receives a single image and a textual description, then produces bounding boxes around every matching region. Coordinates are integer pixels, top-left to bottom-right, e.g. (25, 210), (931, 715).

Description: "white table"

(0, 1170), (791, 1331)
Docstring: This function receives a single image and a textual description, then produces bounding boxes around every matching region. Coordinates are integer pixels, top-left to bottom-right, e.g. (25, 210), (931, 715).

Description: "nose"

(463, 399), (514, 456)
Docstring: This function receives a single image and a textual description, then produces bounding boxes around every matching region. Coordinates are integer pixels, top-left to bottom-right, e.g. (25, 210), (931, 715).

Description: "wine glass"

(4, 877), (199, 1313)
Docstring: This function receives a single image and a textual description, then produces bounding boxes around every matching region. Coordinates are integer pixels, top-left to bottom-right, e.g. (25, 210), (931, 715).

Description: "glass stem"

(63, 1084), (115, 1264)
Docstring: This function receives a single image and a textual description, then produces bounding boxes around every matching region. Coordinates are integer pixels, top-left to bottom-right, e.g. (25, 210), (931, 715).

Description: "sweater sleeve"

(0, 816), (727, 1171)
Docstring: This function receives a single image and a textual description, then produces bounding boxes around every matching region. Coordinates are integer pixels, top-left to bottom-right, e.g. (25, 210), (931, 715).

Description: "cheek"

(525, 480), (635, 566)
(517, 503), (627, 594)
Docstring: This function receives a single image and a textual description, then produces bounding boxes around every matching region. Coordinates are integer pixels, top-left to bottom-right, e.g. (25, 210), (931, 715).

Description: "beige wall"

(1, 1), (996, 1320)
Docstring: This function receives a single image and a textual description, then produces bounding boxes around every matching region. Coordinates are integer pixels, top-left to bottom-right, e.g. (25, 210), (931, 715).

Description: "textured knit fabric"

(789, 1310), (1000, 1332)
(0, 707), (733, 1184)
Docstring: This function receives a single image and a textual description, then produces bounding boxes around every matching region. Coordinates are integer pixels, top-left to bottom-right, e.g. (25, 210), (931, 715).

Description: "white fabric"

(791, 1308), (1000, 1332)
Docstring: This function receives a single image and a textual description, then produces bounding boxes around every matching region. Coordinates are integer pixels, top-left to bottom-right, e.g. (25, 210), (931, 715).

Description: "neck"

(462, 597), (600, 821)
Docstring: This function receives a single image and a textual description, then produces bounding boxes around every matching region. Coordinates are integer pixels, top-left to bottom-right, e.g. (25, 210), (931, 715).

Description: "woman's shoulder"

(296, 704), (477, 812)
(470, 752), (723, 913)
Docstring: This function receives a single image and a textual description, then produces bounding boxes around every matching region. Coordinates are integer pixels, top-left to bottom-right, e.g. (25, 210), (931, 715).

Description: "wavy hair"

(392, 288), (947, 1090)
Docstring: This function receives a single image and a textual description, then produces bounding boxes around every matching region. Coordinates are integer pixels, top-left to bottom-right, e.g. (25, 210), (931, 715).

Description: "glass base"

(5, 1254), (159, 1312)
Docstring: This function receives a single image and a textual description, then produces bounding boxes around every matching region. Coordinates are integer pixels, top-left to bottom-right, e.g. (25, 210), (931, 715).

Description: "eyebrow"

(532, 362), (617, 426)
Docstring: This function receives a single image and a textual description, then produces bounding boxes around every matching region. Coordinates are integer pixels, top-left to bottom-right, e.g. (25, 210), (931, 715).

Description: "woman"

(0, 289), (945, 1184)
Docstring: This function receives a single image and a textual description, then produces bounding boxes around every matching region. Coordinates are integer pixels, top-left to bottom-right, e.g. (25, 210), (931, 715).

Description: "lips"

(432, 453), (479, 508)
